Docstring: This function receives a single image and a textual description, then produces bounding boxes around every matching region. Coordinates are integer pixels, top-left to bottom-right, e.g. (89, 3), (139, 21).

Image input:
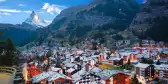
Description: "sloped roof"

(48, 72), (71, 82)
(136, 54), (150, 58)
(32, 71), (72, 83)
(97, 70), (124, 80)
(134, 63), (149, 68)
(32, 72), (50, 83)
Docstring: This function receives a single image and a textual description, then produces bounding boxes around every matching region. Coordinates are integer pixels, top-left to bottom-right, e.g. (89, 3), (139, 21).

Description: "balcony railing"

(0, 67), (17, 84)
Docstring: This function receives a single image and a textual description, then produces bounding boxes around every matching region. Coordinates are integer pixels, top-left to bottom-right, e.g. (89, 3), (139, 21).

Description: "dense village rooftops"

(90, 81), (102, 84)
(87, 57), (95, 60)
(81, 62), (87, 67)
(67, 68), (75, 73)
(108, 57), (121, 61)
(102, 60), (108, 62)
(154, 64), (168, 70)
(136, 54), (150, 58)
(134, 63), (149, 68)
(72, 70), (87, 83)
(131, 60), (139, 63)
(110, 53), (120, 57)
(91, 55), (100, 58)
(90, 67), (103, 73)
(119, 52), (132, 56)
(63, 58), (70, 64)
(48, 72), (71, 82)
(65, 63), (76, 68)
(97, 70), (124, 80)
(29, 62), (34, 65)
(163, 48), (168, 50)
(159, 58), (168, 61)
(51, 67), (61, 72)
(83, 57), (89, 61)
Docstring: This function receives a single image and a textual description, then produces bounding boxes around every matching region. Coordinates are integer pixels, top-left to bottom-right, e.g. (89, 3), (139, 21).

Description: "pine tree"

(7, 38), (16, 51)
(0, 32), (3, 36)
(119, 59), (124, 65)
(46, 50), (52, 70)
(2, 38), (18, 66)
(141, 57), (147, 63)
(127, 58), (131, 65)
(156, 60), (161, 65)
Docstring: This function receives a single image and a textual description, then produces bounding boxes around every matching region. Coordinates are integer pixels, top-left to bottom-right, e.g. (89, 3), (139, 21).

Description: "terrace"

(0, 67), (16, 84)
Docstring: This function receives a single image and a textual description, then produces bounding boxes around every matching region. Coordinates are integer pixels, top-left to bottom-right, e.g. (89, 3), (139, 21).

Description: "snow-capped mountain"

(22, 11), (50, 30)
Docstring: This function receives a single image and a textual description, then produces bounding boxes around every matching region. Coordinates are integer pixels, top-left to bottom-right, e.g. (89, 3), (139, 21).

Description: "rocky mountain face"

(0, 24), (37, 46)
(129, 0), (168, 42)
(38, 0), (140, 47)
(22, 11), (50, 30)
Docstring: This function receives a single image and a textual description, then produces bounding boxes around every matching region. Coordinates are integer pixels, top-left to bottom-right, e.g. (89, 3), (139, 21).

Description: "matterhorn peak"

(31, 11), (37, 16)
(22, 11), (51, 30)
(25, 11), (41, 25)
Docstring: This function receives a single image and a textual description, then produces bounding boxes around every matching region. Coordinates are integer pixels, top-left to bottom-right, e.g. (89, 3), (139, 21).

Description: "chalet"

(159, 58), (168, 63)
(66, 68), (75, 77)
(136, 54), (150, 60)
(32, 72), (50, 84)
(32, 71), (72, 84)
(77, 73), (101, 84)
(97, 70), (130, 84)
(72, 69), (87, 83)
(108, 57), (121, 65)
(48, 72), (72, 84)
(76, 67), (102, 84)
(76, 68), (131, 84)
(50, 67), (62, 74)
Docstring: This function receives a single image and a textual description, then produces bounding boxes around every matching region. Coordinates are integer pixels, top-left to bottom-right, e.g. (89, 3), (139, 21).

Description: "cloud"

(44, 20), (52, 23)
(18, 4), (25, 7)
(42, 3), (67, 15)
(0, 9), (21, 13)
(0, 0), (6, 2)
(0, 8), (31, 14)
(42, 3), (49, 9)
(23, 11), (31, 14)
(0, 12), (11, 15)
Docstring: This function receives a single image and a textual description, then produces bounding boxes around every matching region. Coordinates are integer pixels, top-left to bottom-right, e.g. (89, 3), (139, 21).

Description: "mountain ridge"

(129, 0), (168, 42)
(35, 0), (140, 48)
(0, 23), (37, 46)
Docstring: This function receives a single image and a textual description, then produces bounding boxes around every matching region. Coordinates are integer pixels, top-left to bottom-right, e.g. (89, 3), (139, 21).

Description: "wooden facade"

(113, 73), (130, 84)
(53, 78), (72, 84)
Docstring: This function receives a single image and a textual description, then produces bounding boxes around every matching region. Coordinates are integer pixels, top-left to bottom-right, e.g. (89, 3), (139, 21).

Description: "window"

(56, 82), (61, 84)
(64, 80), (69, 83)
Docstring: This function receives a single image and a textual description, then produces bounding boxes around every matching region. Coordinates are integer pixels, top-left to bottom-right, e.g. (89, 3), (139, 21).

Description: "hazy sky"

(0, 0), (142, 24)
